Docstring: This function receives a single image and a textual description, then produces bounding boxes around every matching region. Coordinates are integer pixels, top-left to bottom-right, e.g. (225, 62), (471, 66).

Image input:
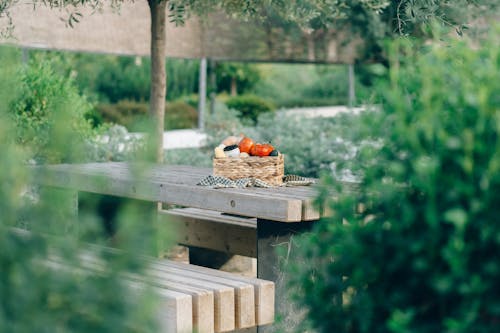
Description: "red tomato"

(250, 143), (274, 157)
(238, 137), (255, 154)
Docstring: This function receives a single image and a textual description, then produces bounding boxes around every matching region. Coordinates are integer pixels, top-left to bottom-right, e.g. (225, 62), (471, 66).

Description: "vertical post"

(198, 57), (207, 130)
(256, 219), (316, 332)
(348, 63), (356, 108)
(209, 59), (217, 115)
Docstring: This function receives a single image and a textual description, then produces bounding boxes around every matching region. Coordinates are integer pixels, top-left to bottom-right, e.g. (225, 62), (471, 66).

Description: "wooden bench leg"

(256, 219), (316, 333)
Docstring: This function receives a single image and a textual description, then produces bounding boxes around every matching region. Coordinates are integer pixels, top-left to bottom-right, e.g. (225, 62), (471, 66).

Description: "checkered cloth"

(282, 175), (316, 187)
(197, 175), (315, 189)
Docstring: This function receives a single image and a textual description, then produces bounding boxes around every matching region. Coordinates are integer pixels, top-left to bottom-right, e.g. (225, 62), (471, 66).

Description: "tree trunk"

(148, 0), (167, 163)
(230, 77), (237, 96)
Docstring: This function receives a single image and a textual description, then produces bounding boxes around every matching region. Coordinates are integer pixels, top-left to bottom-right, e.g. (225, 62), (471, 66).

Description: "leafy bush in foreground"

(290, 32), (500, 332)
(10, 56), (94, 163)
(1, 47), (159, 333)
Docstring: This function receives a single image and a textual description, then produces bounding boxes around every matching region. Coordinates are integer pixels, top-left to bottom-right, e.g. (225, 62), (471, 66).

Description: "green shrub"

(289, 33), (500, 332)
(181, 94), (199, 108)
(95, 56), (151, 103)
(252, 63), (369, 108)
(95, 100), (198, 131)
(165, 100), (198, 130)
(82, 55), (199, 103)
(202, 101), (372, 178)
(246, 111), (369, 178)
(215, 62), (260, 95)
(204, 102), (245, 149)
(95, 100), (148, 131)
(301, 66), (349, 101)
(225, 94), (275, 124)
(1, 46), (160, 333)
(277, 97), (346, 108)
(86, 125), (146, 162)
(10, 56), (94, 163)
(84, 108), (104, 128)
(164, 148), (212, 167)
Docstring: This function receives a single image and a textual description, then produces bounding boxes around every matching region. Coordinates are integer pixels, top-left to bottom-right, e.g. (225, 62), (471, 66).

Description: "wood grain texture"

(151, 261), (255, 330)
(129, 282), (194, 333)
(31, 163), (309, 222)
(159, 208), (257, 257)
(45, 259), (194, 333)
(77, 251), (234, 333)
(147, 265), (236, 332)
(155, 260), (274, 326)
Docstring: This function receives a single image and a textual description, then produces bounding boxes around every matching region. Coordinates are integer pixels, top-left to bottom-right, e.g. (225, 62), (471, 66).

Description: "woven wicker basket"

(213, 154), (284, 186)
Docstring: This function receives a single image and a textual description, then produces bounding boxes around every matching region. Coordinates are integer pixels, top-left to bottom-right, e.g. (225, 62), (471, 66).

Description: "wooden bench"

(159, 208), (257, 258)
(32, 162), (323, 332)
(49, 248), (274, 333)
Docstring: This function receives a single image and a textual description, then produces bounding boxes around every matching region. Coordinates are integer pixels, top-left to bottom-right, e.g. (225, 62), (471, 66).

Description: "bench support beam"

(256, 219), (316, 332)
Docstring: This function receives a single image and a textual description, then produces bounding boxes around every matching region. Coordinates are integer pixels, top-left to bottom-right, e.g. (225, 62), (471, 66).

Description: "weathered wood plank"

(150, 280), (214, 333)
(79, 254), (215, 332)
(146, 265), (236, 332)
(155, 260), (274, 327)
(44, 259), (194, 333)
(159, 208), (257, 257)
(243, 188), (320, 221)
(150, 261), (255, 330)
(32, 165), (303, 222)
(128, 281), (194, 333)
(79, 253), (226, 333)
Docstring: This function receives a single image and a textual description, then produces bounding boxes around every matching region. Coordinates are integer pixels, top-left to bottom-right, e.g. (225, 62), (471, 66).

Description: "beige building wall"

(1, 2), (358, 63)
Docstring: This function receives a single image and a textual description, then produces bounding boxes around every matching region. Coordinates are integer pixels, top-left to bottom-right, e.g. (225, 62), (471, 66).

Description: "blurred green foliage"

(95, 99), (197, 131)
(164, 148), (212, 168)
(10, 55), (94, 164)
(164, 100), (198, 130)
(0, 46), (161, 333)
(95, 100), (148, 130)
(247, 111), (376, 178)
(197, 101), (374, 178)
(215, 62), (261, 95)
(289, 31), (500, 332)
(85, 125), (145, 162)
(15, 49), (372, 135)
(203, 102), (245, 148)
(225, 94), (275, 124)
(68, 54), (199, 103)
(252, 63), (370, 108)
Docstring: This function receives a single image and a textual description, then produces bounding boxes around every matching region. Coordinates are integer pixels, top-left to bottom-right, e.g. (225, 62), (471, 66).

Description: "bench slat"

(80, 252), (224, 333)
(153, 259), (274, 327)
(44, 259), (194, 333)
(150, 261), (255, 330)
(128, 281), (193, 333)
(146, 266), (236, 332)
(33, 164), (305, 222)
